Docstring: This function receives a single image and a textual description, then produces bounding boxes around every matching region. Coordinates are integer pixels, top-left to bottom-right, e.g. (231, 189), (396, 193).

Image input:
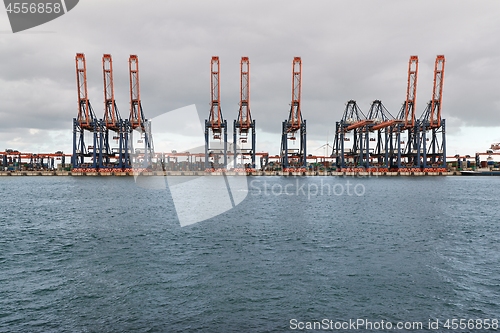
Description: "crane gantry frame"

(73, 53), (102, 169)
(394, 56), (420, 168)
(129, 54), (154, 169)
(233, 57), (256, 169)
(281, 57), (306, 169)
(419, 55), (446, 168)
(102, 54), (131, 169)
(205, 56), (228, 170)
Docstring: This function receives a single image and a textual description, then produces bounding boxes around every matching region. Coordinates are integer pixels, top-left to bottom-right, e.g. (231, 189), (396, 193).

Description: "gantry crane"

(72, 53), (102, 169)
(366, 100), (397, 168)
(362, 58), (419, 170)
(129, 55), (154, 169)
(333, 56), (419, 170)
(419, 55), (446, 168)
(394, 56), (420, 168)
(205, 56), (228, 170)
(281, 57), (306, 169)
(102, 54), (130, 169)
(233, 57), (256, 169)
(333, 100), (369, 168)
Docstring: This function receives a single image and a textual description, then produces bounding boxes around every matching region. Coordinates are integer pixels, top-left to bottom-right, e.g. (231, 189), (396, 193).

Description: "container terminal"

(0, 54), (497, 176)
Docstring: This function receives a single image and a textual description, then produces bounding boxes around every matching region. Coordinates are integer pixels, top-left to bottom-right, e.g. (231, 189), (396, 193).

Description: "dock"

(0, 171), (460, 177)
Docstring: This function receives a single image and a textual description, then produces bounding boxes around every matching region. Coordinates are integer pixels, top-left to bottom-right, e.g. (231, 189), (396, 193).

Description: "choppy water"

(0, 176), (499, 332)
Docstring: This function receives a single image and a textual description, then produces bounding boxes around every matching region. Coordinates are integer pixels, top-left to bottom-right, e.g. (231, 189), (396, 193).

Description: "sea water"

(0, 176), (499, 332)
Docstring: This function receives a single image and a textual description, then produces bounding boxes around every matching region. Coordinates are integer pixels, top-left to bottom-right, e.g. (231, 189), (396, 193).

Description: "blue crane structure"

(366, 100), (397, 169)
(333, 100), (370, 169)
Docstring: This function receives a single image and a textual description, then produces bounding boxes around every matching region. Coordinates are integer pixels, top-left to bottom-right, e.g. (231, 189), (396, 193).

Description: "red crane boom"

(209, 56), (223, 135)
(238, 57), (252, 131)
(102, 54), (120, 131)
(288, 57), (302, 132)
(404, 56), (419, 128)
(75, 53), (94, 130)
(429, 55), (445, 128)
(129, 55), (143, 129)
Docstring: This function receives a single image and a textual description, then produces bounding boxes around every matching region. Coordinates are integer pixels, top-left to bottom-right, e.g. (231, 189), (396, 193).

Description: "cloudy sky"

(0, 0), (499, 156)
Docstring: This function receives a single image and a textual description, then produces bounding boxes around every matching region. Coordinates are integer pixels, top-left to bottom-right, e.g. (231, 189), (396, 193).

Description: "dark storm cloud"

(0, 0), (499, 153)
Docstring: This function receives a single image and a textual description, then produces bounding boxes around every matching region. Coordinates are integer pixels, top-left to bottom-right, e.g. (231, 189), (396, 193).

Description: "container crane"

(205, 56), (228, 170)
(102, 54), (129, 169)
(281, 57), (306, 169)
(332, 100), (369, 168)
(233, 57), (256, 169)
(129, 55), (154, 169)
(395, 56), (419, 168)
(72, 53), (102, 169)
(419, 55), (446, 168)
(366, 100), (396, 168)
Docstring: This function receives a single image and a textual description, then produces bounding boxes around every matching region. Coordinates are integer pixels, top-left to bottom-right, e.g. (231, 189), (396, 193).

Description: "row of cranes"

(332, 55), (446, 171)
(204, 56), (257, 171)
(204, 55), (447, 172)
(72, 53), (154, 170)
(70, 53), (444, 173)
(204, 56), (305, 171)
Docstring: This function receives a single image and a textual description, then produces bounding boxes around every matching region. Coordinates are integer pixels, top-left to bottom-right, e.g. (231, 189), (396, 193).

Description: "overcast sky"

(0, 0), (499, 156)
